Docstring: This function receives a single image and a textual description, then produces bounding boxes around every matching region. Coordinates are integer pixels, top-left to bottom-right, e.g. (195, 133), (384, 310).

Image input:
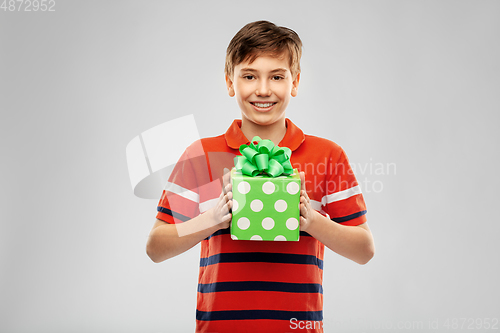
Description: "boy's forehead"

(236, 52), (291, 73)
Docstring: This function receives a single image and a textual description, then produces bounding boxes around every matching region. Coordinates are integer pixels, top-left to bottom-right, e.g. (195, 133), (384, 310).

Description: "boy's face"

(226, 53), (300, 128)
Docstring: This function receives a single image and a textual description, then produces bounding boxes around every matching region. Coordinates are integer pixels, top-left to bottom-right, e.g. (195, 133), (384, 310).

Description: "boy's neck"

(240, 117), (287, 146)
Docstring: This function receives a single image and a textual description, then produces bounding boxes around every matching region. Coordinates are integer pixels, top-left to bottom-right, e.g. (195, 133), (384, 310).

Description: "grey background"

(1, 1), (499, 332)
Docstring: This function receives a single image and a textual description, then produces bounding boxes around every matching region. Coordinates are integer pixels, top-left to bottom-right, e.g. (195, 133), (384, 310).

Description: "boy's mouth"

(250, 102), (277, 111)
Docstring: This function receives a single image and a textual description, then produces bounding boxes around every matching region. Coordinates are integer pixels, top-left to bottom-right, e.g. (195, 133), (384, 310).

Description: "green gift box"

(230, 167), (301, 241)
(229, 136), (301, 241)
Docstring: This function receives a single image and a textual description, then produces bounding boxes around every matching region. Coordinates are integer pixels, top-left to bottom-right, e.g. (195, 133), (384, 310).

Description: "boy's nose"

(256, 81), (271, 96)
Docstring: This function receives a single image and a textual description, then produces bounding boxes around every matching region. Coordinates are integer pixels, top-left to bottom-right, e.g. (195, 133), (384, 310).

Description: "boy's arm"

(299, 172), (375, 265)
(146, 181), (232, 263)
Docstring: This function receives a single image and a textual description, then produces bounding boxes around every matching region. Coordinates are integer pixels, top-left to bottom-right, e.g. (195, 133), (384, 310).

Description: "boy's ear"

(291, 72), (300, 97)
(225, 74), (235, 97)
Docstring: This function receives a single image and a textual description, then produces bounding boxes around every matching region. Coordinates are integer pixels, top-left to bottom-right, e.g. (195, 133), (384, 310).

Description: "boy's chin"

(241, 112), (285, 126)
(242, 112), (286, 127)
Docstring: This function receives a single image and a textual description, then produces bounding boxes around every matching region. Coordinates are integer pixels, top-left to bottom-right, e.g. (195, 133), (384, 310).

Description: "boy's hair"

(225, 20), (302, 80)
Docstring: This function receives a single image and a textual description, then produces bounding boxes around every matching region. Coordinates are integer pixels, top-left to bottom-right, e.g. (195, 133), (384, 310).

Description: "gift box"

(230, 136), (301, 241)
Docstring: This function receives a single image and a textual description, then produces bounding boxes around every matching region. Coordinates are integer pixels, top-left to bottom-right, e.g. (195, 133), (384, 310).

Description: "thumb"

(299, 171), (306, 192)
(222, 168), (231, 193)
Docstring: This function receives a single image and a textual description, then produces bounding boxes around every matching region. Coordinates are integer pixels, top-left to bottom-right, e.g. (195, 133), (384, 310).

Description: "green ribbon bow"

(234, 136), (293, 177)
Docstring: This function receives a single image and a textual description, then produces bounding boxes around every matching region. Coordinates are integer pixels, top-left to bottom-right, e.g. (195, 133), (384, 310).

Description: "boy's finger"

(223, 191), (233, 205)
(222, 168), (231, 190)
(299, 202), (307, 215)
(222, 185), (232, 202)
(301, 190), (310, 201)
(299, 171), (306, 192)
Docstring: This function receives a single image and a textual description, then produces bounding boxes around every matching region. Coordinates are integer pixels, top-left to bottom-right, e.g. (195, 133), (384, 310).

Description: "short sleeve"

(156, 141), (211, 224)
(323, 148), (367, 226)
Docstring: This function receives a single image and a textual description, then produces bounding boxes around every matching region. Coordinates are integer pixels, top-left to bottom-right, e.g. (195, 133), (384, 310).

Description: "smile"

(250, 102), (277, 109)
(250, 102), (278, 112)
(251, 102), (276, 108)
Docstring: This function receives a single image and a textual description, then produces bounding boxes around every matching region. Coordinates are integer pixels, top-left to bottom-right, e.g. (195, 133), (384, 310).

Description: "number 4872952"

(1, 0), (56, 11)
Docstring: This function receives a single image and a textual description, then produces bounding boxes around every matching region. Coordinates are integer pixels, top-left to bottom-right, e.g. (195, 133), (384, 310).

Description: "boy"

(147, 20), (374, 333)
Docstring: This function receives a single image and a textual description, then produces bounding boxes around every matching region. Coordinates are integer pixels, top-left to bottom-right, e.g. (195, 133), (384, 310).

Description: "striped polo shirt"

(156, 118), (367, 333)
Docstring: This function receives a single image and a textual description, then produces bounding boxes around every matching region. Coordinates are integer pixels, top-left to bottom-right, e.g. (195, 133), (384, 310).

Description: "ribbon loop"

(240, 145), (258, 162)
(257, 139), (274, 155)
(234, 136), (293, 177)
(254, 153), (269, 171)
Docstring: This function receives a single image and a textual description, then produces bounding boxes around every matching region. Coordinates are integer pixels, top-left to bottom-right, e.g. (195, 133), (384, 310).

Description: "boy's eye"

(243, 75), (255, 80)
(272, 75), (284, 81)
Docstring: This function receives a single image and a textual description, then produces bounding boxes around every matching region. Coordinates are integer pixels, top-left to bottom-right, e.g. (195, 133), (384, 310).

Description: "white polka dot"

(232, 199), (239, 212)
(250, 235), (263, 241)
(231, 234), (238, 240)
(274, 199), (287, 212)
(286, 217), (299, 230)
(237, 217), (250, 230)
(262, 181), (275, 194)
(250, 199), (263, 212)
(287, 182), (300, 195)
(237, 181), (251, 194)
(262, 217), (275, 230)
(274, 235), (287, 241)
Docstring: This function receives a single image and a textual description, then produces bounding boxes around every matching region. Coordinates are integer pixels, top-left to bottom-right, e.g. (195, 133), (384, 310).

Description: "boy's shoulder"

(301, 133), (345, 157)
(182, 133), (232, 158)
(198, 133), (231, 152)
(304, 133), (342, 148)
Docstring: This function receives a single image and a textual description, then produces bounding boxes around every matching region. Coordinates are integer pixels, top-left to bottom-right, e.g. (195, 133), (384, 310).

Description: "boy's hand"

(208, 168), (232, 230)
(299, 171), (315, 231)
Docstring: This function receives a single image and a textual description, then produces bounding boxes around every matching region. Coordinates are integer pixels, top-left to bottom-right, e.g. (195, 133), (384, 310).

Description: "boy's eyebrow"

(240, 68), (288, 74)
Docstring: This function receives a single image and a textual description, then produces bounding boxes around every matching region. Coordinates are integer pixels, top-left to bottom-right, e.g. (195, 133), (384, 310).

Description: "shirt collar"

(224, 118), (305, 151)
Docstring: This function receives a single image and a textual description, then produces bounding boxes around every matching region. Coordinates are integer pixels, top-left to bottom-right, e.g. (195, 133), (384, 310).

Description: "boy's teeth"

(254, 102), (274, 108)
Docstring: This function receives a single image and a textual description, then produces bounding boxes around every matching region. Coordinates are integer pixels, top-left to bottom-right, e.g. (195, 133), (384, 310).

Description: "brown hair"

(225, 20), (302, 80)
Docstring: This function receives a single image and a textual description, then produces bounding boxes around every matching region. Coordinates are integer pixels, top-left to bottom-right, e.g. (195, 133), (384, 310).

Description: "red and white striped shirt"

(156, 118), (367, 333)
